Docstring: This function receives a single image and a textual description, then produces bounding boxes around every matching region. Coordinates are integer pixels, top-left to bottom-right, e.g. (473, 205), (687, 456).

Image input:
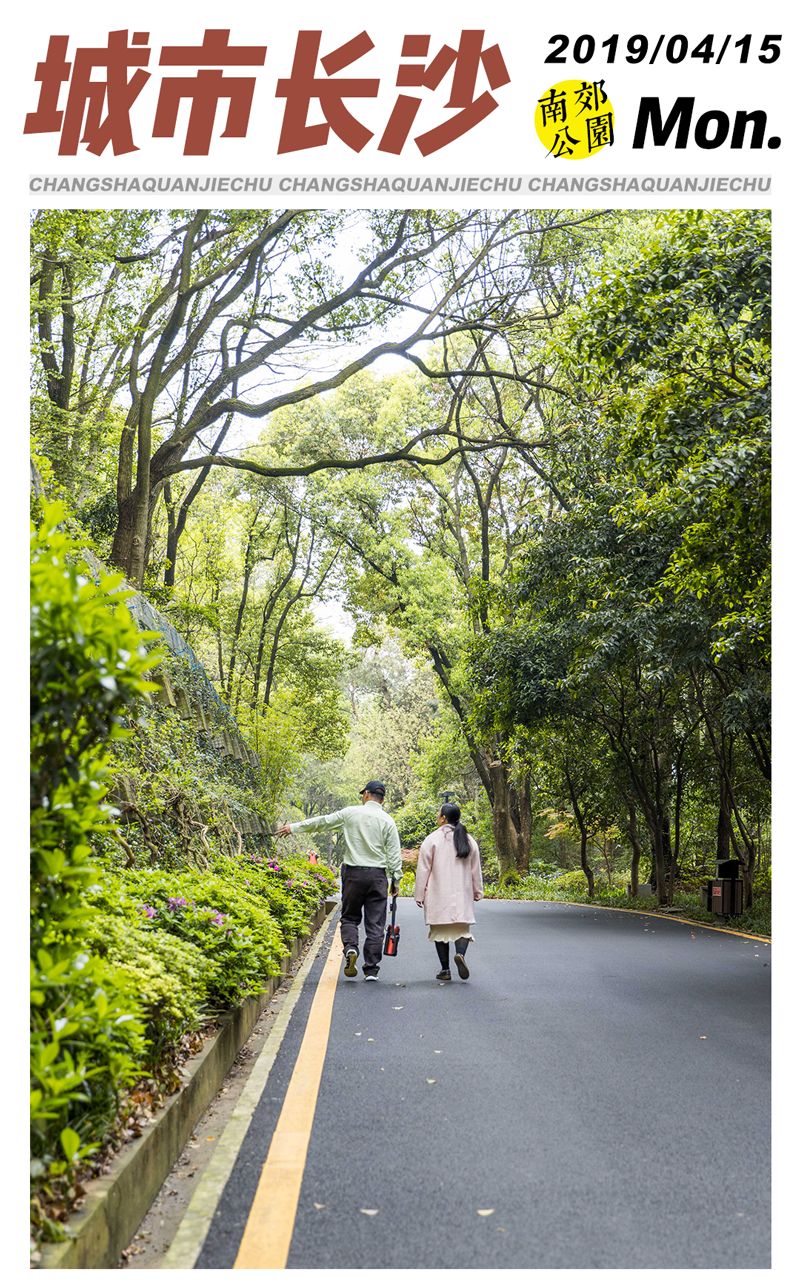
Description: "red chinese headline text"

(24, 28), (511, 157)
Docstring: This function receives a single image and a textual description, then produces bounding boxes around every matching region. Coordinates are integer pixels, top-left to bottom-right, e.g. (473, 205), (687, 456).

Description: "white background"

(4, 2), (797, 1284)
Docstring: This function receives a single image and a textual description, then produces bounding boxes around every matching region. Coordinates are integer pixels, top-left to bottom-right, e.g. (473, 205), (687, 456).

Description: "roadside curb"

(519, 898), (771, 943)
(39, 897), (339, 1270)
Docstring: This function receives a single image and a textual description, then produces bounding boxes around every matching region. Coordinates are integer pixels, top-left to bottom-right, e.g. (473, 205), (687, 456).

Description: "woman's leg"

(435, 941), (450, 970)
(453, 937), (470, 979)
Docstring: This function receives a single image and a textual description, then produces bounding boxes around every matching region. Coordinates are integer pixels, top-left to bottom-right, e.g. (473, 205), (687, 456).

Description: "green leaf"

(59, 1127), (81, 1162)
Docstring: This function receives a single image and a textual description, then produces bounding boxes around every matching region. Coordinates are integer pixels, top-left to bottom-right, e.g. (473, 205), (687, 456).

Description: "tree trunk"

(513, 773), (533, 875)
(579, 828), (595, 898)
(652, 825), (668, 905)
(563, 764), (594, 898)
(226, 524), (260, 701)
(488, 761), (531, 877)
(163, 416), (235, 587)
(110, 491), (138, 578)
(647, 847), (656, 889)
(742, 860), (754, 910)
(716, 764), (733, 865)
(663, 814), (677, 904)
(626, 802), (641, 897)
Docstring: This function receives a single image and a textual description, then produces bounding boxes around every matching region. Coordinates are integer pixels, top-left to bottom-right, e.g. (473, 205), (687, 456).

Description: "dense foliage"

(30, 508), (335, 1243)
(467, 210), (770, 906)
(31, 207), (771, 894)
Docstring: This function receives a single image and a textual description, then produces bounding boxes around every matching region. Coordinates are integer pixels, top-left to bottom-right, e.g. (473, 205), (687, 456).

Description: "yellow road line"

(160, 908), (337, 1269)
(534, 899), (771, 943)
(233, 929), (341, 1269)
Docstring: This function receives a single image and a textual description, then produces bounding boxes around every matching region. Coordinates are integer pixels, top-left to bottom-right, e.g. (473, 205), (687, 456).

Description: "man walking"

(278, 781), (402, 980)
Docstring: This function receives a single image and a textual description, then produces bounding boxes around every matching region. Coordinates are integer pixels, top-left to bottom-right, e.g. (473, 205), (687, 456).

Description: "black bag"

(384, 893), (400, 957)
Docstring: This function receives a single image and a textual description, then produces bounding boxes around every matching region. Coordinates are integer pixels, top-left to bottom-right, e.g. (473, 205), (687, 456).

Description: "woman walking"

(415, 803), (483, 981)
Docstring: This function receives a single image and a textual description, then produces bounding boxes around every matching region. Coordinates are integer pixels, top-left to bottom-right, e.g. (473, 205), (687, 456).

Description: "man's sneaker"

(363, 968), (379, 981)
(454, 952), (470, 980)
(343, 949), (358, 978)
(435, 969), (452, 982)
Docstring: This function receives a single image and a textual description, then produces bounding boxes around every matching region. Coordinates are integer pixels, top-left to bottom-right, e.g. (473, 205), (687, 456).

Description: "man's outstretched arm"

(277, 808), (349, 837)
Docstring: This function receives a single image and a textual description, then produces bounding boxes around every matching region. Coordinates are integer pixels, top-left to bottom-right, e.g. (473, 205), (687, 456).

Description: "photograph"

(29, 203), (771, 1270)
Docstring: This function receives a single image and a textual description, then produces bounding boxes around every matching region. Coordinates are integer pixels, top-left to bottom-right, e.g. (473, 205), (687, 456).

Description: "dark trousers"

(340, 865), (389, 970)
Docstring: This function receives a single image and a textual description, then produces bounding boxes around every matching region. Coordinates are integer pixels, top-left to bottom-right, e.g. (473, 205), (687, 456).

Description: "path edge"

(514, 898), (771, 943)
(38, 897), (339, 1271)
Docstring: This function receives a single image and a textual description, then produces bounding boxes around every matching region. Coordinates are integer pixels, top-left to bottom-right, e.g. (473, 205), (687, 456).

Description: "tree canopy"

(31, 206), (770, 900)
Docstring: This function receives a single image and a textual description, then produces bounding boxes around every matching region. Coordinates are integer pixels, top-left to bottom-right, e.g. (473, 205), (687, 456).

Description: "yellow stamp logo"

(535, 79), (615, 160)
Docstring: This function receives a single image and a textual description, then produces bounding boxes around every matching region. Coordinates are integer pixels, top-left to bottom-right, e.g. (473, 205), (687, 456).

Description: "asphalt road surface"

(194, 898), (770, 1269)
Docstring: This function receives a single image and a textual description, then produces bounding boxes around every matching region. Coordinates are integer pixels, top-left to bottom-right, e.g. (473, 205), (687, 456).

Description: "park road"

(191, 898), (770, 1270)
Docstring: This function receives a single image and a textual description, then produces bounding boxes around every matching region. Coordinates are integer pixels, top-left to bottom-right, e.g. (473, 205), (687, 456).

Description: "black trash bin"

(705, 858), (744, 917)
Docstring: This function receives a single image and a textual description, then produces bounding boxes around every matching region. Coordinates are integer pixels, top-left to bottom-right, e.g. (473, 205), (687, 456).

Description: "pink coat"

(414, 824), (483, 925)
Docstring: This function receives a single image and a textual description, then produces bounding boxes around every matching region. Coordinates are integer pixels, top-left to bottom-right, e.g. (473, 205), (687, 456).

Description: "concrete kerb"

(39, 897), (339, 1270)
(529, 898), (772, 943)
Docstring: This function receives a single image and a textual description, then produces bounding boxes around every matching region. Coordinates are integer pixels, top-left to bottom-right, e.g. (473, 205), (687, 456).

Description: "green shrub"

(30, 948), (146, 1163)
(88, 870), (283, 1007)
(550, 869), (593, 898)
(82, 915), (210, 1061)
(214, 853), (337, 939)
(393, 798), (441, 848)
(398, 871), (416, 897)
(480, 855), (500, 884)
(30, 505), (160, 1213)
(84, 851), (336, 1022)
(29, 506), (338, 1243)
(88, 856), (336, 1010)
(752, 866), (772, 899)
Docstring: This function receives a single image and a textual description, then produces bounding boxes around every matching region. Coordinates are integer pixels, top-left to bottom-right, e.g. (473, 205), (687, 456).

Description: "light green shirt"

(290, 801), (402, 884)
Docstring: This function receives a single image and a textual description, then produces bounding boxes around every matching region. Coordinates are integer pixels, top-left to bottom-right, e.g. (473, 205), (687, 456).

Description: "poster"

(12, 0), (795, 1281)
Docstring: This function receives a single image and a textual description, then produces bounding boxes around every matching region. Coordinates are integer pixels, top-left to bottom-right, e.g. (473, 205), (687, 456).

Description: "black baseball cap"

(360, 780), (386, 797)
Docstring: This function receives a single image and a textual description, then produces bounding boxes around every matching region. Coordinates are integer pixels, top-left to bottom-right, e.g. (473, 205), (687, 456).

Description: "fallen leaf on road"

(367, 1038), (375, 1043)
(392, 1006), (404, 1010)
(313, 1203), (326, 1210)
(360, 1209), (379, 1216)
(354, 1032), (362, 1036)
(426, 1078), (437, 1085)
(699, 1035), (707, 1040)
(434, 1049), (442, 1054)
(477, 1209), (495, 1216)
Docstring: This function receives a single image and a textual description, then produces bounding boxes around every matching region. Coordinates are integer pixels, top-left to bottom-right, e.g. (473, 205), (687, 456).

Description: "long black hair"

(440, 802), (471, 859)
